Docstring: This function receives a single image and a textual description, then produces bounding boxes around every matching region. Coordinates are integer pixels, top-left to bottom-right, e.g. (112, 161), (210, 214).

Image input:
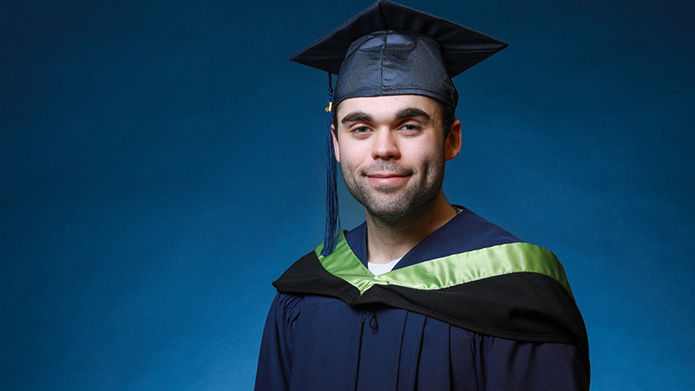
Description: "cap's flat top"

(289, 0), (507, 77)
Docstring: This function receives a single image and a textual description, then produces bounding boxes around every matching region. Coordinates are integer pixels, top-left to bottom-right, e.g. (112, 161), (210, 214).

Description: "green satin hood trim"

(315, 232), (574, 298)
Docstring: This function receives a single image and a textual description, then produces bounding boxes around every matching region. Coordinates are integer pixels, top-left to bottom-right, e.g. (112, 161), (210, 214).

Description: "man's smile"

(365, 172), (411, 186)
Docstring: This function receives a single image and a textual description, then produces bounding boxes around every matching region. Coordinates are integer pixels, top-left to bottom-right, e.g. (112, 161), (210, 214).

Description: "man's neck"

(365, 192), (457, 264)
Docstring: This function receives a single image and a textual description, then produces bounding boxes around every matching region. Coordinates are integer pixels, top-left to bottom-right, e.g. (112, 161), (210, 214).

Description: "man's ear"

(445, 119), (462, 161)
(331, 124), (340, 163)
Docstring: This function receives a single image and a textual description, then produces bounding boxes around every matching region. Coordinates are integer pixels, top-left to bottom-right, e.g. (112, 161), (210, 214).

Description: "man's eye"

(400, 124), (421, 132)
(352, 126), (371, 133)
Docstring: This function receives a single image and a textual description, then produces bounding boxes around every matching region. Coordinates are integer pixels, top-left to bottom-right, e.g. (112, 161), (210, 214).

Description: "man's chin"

(368, 185), (406, 195)
(363, 198), (414, 221)
(366, 208), (410, 221)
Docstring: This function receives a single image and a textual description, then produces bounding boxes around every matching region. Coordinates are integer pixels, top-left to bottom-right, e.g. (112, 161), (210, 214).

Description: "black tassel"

(322, 73), (340, 256)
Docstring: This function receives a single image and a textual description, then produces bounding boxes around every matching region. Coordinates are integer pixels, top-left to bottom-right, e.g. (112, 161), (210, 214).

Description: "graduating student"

(256, 1), (589, 389)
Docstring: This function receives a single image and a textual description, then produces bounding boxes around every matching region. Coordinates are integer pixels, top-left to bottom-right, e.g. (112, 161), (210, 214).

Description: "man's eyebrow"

(395, 107), (431, 121)
(341, 111), (373, 124)
(340, 107), (430, 125)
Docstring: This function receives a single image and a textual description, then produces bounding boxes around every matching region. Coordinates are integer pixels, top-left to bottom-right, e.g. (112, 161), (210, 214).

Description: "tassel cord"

(322, 73), (340, 256)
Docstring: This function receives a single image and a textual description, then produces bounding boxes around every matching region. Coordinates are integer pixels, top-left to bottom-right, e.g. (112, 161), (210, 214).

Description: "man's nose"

(371, 130), (400, 160)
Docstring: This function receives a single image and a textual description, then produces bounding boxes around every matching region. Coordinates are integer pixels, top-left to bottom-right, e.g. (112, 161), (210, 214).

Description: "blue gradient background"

(1, 0), (693, 389)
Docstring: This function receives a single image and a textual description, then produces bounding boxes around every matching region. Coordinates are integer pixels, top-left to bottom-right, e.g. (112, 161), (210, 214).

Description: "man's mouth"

(365, 172), (411, 186)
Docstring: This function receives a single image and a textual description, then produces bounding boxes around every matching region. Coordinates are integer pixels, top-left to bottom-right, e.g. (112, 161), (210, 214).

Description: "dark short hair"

(441, 103), (456, 137)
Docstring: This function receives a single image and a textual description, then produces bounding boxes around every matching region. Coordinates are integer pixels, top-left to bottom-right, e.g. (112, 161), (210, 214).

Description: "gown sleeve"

(254, 293), (303, 391)
(484, 337), (590, 390)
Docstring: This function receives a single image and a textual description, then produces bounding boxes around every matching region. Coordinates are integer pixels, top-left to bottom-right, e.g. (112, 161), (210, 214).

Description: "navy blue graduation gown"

(256, 208), (589, 390)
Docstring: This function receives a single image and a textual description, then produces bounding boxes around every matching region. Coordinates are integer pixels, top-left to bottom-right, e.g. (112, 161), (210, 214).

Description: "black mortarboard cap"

(290, 1), (507, 255)
(289, 0), (508, 109)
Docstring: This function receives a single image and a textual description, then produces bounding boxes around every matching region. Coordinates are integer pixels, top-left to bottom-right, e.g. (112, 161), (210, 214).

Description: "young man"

(256, 1), (589, 390)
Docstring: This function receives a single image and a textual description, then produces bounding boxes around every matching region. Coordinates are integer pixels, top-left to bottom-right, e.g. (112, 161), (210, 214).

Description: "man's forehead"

(337, 94), (442, 120)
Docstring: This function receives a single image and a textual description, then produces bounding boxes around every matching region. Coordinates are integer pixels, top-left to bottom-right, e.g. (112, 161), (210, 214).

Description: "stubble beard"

(340, 159), (446, 223)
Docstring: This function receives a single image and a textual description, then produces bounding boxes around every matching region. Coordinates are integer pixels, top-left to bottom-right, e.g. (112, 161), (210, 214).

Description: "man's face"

(332, 95), (461, 221)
